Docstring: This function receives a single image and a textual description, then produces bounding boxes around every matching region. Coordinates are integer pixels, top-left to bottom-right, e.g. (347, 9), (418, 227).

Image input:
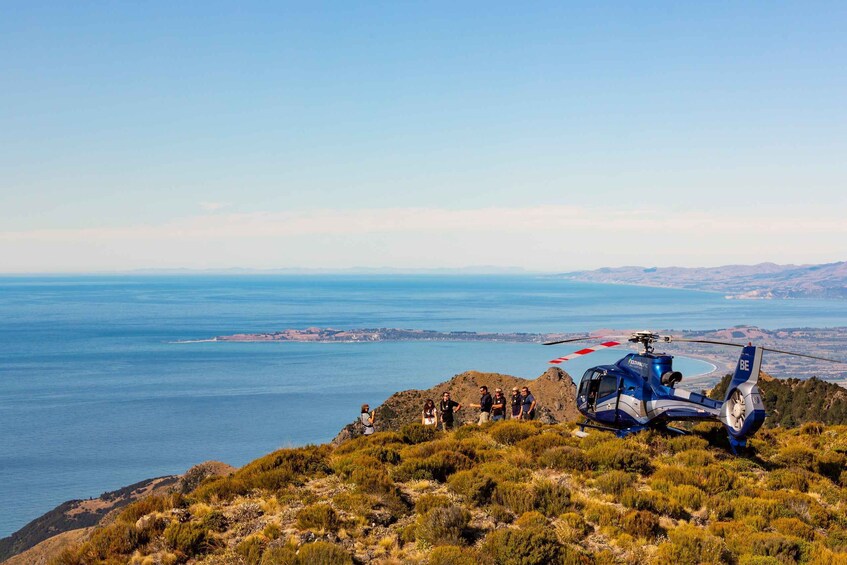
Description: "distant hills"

(558, 261), (847, 299)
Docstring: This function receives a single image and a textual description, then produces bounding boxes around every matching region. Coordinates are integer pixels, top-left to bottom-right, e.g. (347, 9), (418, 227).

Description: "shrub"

(801, 421), (825, 435)
(534, 480), (571, 517)
(428, 545), (478, 565)
(677, 449), (715, 467)
(581, 501), (621, 527)
(479, 528), (562, 565)
(402, 423), (437, 444)
(490, 421), (538, 445)
(654, 523), (725, 564)
(193, 476), (249, 502)
(539, 446), (591, 471)
(236, 536), (266, 563)
(516, 432), (569, 455)
(586, 443), (651, 473)
(746, 532), (803, 562)
(554, 512), (592, 543)
(816, 452), (846, 482)
(772, 517), (815, 542)
(621, 510), (661, 539)
(202, 510), (229, 532)
(296, 504), (339, 532)
(620, 489), (686, 519)
(163, 521), (211, 558)
(415, 493), (451, 515)
(416, 505), (471, 546)
(773, 445), (817, 471)
(86, 522), (145, 558)
(595, 470), (635, 496)
(476, 461), (531, 482)
(296, 541), (353, 565)
(515, 511), (547, 530)
(261, 545), (298, 564)
(393, 451), (473, 482)
(494, 482), (536, 515)
(666, 435), (709, 453)
(767, 468), (809, 492)
(447, 470), (497, 506)
(669, 484), (705, 510)
(489, 504), (514, 524)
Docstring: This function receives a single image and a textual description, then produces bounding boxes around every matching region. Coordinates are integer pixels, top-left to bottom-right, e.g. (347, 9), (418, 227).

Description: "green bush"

(494, 482), (536, 515)
(534, 480), (571, 517)
(746, 532), (803, 562)
(554, 512), (592, 543)
(260, 545), (298, 564)
(447, 470), (497, 506)
(402, 423), (438, 444)
(581, 501), (621, 527)
(490, 421), (538, 445)
(415, 493), (451, 515)
(296, 503), (339, 532)
(416, 505), (471, 546)
(620, 489), (686, 519)
(539, 446), (591, 471)
(202, 510), (229, 532)
(393, 451), (473, 482)
(586, 443), (651, 473)
(296, 541), (353, 565)
(773, 445), (817, 471)
(516, 432), (570, 455)
(666, 435), (709, 453)
(428, 545), (478, 565)
(515, 511), (548, 530)
(476, 461), (531, 482)
(767, 468), (809, 492)
(163, 521), (211, 558)
(594, 470), (635, 495)
(653, 523), (725, 564)
(621, 510), (661, 539)
(479, 528), (563, 565)
(669, 484), (705, 510)
(236, 536), (266, 563)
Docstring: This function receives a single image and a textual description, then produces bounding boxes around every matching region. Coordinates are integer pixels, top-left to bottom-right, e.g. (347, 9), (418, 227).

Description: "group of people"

(361, 385), (537, 435)
(422, 385), (537, 431)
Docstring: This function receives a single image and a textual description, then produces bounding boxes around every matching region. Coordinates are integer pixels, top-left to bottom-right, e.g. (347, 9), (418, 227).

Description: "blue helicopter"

(545, 331), (842, 452)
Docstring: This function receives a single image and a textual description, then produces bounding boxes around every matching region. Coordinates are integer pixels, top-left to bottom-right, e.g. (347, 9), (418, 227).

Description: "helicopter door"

(593, 374), (621, 424)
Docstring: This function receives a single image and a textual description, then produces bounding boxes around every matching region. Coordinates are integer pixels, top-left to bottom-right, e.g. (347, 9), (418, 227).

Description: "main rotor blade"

(543, 336), (592, 346)
(760, 347), (844, 364)
(667, 338), (745, 347)
(549, 341), (622, 364)
(667, 337), (844, 363)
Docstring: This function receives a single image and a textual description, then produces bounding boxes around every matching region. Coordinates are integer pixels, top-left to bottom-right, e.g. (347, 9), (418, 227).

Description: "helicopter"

(544, 331), (843, 452)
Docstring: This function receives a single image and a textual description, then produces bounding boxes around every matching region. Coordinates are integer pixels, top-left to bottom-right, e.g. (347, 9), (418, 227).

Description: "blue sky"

(1, 2), (845, 272)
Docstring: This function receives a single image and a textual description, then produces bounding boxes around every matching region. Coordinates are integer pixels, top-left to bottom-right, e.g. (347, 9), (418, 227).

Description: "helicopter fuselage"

(576, 352), (722, 432)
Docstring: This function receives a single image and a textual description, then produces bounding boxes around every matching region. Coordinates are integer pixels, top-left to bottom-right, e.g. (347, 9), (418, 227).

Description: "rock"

(332, 368), (580, 443)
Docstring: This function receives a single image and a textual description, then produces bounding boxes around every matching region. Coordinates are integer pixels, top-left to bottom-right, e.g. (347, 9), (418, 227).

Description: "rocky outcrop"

(332, 367), (580, 444)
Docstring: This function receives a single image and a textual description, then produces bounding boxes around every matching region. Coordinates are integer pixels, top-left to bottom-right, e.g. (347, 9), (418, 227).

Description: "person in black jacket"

(469, 385), (493, 425)
(439, 392), (462, 431)
(509, 387), (522, 419)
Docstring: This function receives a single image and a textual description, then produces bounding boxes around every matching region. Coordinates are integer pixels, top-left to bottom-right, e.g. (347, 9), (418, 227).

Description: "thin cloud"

(2, 205), (845, 242)
(199, 202), (231, 212)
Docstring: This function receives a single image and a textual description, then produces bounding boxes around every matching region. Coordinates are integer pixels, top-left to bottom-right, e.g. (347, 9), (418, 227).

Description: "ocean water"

(2, 274), (847, 537)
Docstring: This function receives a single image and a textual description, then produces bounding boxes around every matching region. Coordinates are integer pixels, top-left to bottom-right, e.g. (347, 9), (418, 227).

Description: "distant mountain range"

(557, 261), (847, 299)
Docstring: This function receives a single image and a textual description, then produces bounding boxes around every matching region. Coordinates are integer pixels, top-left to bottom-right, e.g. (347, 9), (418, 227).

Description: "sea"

(3, 274), (847, 537)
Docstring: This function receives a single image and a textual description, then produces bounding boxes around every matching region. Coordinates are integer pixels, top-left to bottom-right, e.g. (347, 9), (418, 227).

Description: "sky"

(1, 1), (845, 273)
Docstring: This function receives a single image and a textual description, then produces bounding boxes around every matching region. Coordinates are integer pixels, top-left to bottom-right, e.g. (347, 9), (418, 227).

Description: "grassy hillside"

(45, 420), (847, 565)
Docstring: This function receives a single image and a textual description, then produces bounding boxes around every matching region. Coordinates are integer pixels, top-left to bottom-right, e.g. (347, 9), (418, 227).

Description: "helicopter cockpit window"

(597, 375), (618, 398)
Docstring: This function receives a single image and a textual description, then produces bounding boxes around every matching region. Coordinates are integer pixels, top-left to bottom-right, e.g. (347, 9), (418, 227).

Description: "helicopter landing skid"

(577, 420), (648, 438)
